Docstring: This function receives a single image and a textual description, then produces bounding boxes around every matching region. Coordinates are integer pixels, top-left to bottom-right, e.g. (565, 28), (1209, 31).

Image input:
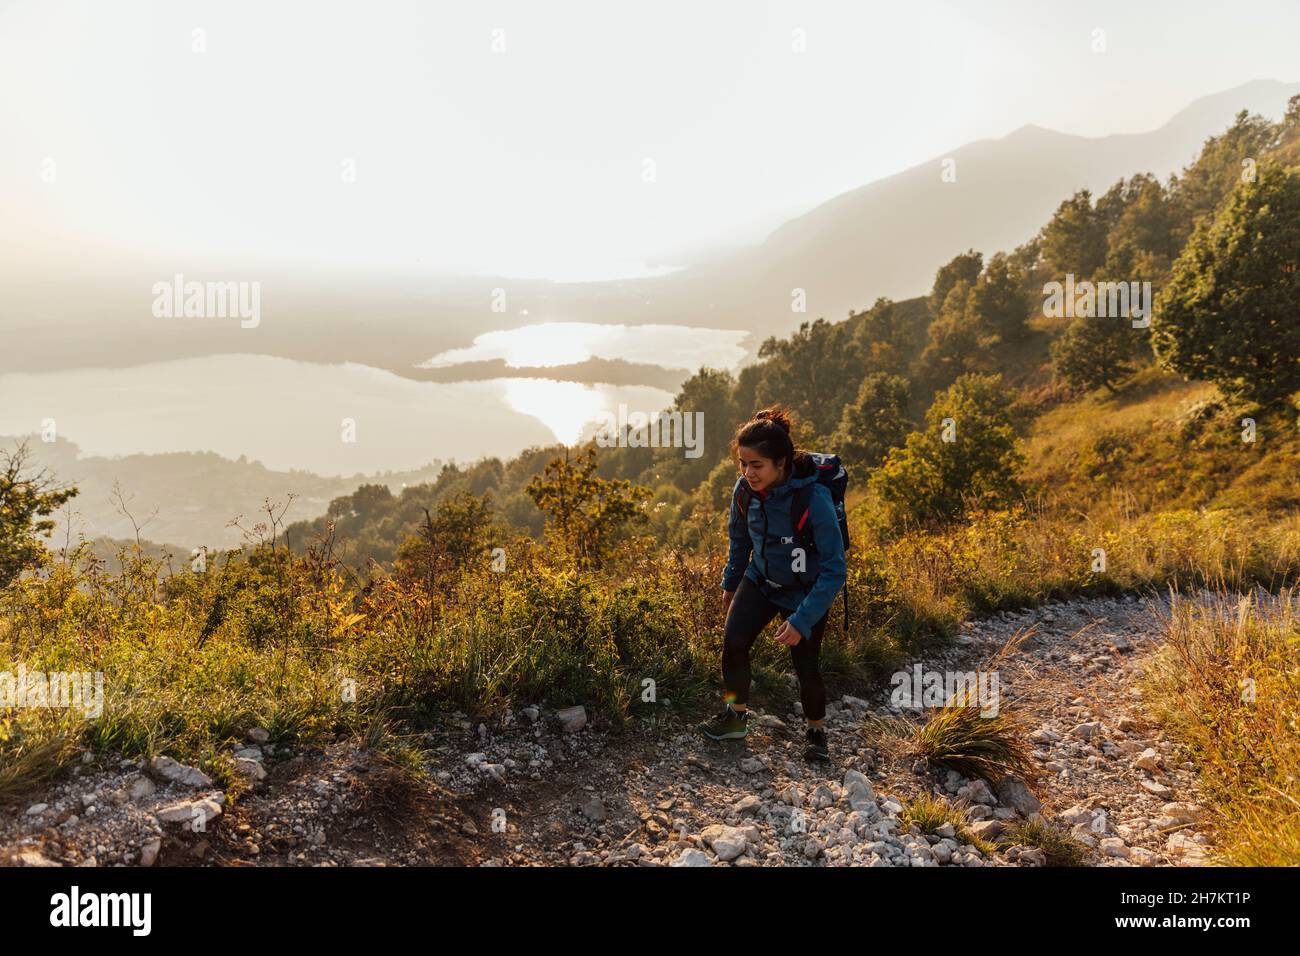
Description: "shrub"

(871, 373), (1026, 527)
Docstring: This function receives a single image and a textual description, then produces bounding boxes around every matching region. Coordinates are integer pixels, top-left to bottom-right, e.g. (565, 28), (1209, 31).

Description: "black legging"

(722, 576), (828, 721)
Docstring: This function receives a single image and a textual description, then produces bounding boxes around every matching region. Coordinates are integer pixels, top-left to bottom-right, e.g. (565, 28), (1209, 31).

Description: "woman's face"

(737, 446), (786, 494)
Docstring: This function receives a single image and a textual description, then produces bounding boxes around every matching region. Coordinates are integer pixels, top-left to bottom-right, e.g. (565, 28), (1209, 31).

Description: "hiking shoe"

(804, 726), (830, 762)
(698, 704), (749, 740)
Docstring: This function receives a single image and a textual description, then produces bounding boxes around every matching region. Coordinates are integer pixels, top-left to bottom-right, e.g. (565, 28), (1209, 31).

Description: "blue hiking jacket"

(720, 458), (847, 640)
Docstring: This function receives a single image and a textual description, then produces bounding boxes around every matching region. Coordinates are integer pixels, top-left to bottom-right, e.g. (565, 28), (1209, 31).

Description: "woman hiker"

(697, 405), (848, 762)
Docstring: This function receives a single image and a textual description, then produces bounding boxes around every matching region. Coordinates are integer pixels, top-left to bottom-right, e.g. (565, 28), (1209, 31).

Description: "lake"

(0, 354), (677, 475)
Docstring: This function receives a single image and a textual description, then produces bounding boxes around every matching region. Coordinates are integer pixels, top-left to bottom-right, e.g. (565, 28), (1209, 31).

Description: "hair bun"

(754, 405), (793, 433)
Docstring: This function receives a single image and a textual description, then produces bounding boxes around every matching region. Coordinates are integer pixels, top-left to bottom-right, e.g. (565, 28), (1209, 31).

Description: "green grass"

(1000, 818), (1089, 867)
(1141, 588), (1300, 866)
(912, 696), (1038, 784)
(1022, 365), (1300, 516)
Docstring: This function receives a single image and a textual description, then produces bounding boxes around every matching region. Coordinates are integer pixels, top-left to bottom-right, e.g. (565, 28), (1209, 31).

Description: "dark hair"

(731, 404), (803, 472)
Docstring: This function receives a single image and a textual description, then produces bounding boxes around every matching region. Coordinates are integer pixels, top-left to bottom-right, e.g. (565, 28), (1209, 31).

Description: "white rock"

(701, 825), (749, 861)
(810, 783), (838, 809)
(993, 775), (1042, 816)
(731, 795), (761, 816)
(557, 705), (587, 734)
(25, 803), (48, 816)
(1129, 846), (1158, 865)
(1133, 748), (1162, 771)
(157, 794), (223, 830)
(246, 728), (270, 745)
(909, 842), (935, 861)
(1159, 802), (1201, 825)
(17, 849), (61, 867)
(956, 779), (996, 806)
(1099, 837), (1131, 858)
(1166, 832), (1208, 860)
(151, 756), (213, 789)
(1018, 846), (1046, 866)
(670, 848), (712, 867)
(232, 757), (267, 782)
(842, 769), (875, 802)
(139, 838), (161, 867)
(1058, 804), (1093, 827)
(967, 819), (1003, 840)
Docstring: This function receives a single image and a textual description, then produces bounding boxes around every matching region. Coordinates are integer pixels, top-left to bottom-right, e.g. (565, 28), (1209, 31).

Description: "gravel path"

(1, 592), (1220, 867)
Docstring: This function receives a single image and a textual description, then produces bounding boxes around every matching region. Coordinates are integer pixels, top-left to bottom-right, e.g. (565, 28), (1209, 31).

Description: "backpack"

(734, 452), (851, 630)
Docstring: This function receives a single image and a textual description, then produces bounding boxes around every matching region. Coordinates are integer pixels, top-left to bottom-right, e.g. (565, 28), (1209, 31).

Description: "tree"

(657, 367), (736, 491)
(327, 483), (394, 523)
(870, 374), (1024, 526)
(753, 319), (862, 439)
(831, 373), (913, 470)
(1275, 95), (1300, 165)
(969, 252), (1030, 340)
(929, 250), (983, 316)
(1152, 163), (1300, 406)
(1050, 312), (1143, 394)
(526, 446), (651, 570)
(1100, 174), (1182, 279)
(852, 296), (914, 377)
(394, 491), (497, 588)
(1040, 190), (1108, 279)
(918, 280), (997, 392)
(1171, 109), (1281, 238)
(0, 443), (78, 588)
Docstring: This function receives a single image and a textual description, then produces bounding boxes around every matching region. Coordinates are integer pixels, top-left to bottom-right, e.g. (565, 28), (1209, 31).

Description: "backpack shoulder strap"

(733, 481), (751, 519)
(792, 483), (815, 550)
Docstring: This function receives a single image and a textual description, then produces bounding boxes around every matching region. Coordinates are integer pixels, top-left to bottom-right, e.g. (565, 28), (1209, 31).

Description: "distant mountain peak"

(1006, 122), (1054, 137)
(707, 78), (1300, 346)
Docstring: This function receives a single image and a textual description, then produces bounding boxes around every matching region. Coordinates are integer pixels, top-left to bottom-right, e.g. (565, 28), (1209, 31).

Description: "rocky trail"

(1, 591), (1220, 868)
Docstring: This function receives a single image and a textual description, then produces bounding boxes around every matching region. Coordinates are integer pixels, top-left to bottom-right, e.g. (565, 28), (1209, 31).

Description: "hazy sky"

(3, 0), (1298, 280)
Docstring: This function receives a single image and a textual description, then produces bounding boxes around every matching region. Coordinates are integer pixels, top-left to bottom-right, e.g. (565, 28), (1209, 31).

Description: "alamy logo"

(50, 886), (151, 936)
(151, 273), (261, 328)
(593, 404), (704, 458)
(0, 665), (103, 718)
(1042, 274), (1151, 328)
(890, 665), (1000, 717)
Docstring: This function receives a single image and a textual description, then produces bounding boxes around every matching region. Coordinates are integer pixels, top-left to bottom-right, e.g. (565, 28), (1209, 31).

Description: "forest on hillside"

(281, 99), (1300, 573)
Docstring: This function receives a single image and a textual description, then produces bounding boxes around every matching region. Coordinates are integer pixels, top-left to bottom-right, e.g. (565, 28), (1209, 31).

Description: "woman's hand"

(773, 619), (805, 646)
(722, 589), (735, 615)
